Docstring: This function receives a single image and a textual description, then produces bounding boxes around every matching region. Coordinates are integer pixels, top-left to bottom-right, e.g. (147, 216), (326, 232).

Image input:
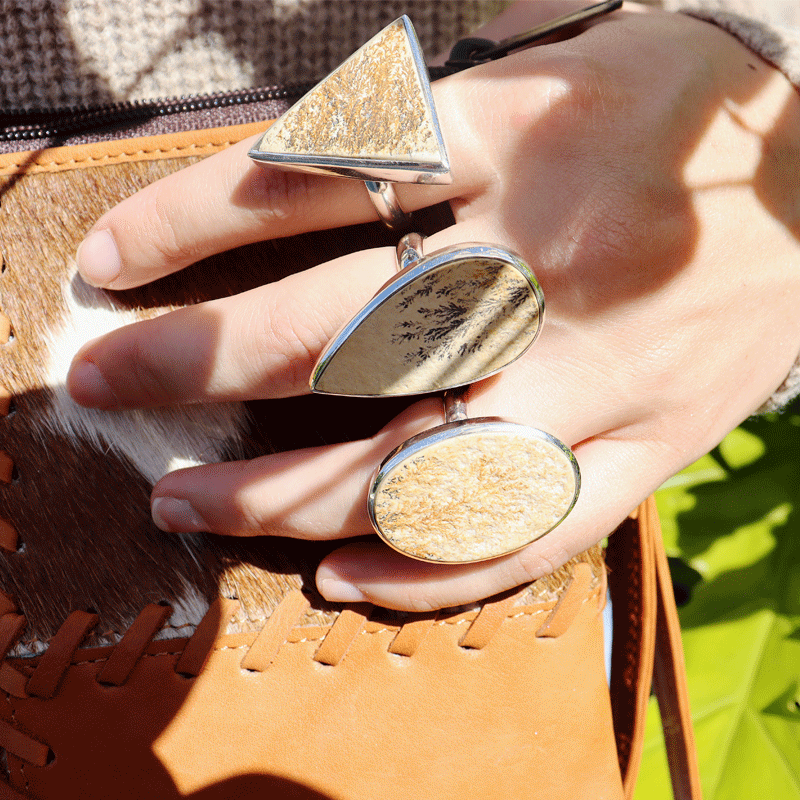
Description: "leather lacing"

(0, 561), (602, 783)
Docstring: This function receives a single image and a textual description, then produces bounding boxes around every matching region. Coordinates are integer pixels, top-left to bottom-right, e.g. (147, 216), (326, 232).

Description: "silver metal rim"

(310, 242), (545, 396)
(247, 152), (452, 185)
(248, 17), (451, 186)
(367, 418), (581, 564)
(365, 181), (411, 229)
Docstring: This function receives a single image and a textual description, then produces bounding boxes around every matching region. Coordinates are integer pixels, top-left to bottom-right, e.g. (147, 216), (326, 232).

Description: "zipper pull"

(435, 0), (623, 77)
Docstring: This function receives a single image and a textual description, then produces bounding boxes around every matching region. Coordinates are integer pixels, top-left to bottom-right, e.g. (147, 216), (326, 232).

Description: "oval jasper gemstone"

(369, 420), (579, 563)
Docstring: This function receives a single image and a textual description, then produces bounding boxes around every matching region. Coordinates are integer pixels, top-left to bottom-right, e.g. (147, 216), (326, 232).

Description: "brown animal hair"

(0, 150), (601, 654)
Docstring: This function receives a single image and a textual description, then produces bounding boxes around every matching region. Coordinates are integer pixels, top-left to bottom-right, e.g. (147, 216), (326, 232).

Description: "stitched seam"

(0, 302), (17, 553)
(14, 587), (602, 667)
(159, 621), (195, 632)
(75, 648), (176, 667)
(0, 141), (239, 176)
(15, 572), (603, 691)
(290, 634), (326, 644)
(438, 617), (471, 628)
(508, 607), (552, 622)
(4, 691), (20, 783)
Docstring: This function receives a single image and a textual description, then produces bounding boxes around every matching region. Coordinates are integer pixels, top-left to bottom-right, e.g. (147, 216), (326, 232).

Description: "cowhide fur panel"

(0, 153), (601, 656)
(0, 155), (422, 653)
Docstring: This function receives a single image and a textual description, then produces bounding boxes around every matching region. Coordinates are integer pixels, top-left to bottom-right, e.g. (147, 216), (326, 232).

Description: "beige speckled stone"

(315, 258), (540, 396)
(254, 18), (443, 167)
(373, 430), (578, 563)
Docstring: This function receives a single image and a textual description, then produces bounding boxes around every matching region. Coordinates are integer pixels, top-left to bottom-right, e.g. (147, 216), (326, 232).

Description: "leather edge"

(0, 121), (269, 177)
(606, 497), (658, 798)
(652, 504), (703, 798)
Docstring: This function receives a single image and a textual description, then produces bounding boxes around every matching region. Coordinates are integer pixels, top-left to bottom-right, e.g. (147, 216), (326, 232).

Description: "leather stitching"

(0, 566), (602, 774)
(26, 612), (98, 699)
(0, 298), (18, 554)
(313, 607), (368, 666)
(174, 597), (239, 677)
(0, 665), (30, 700)
(0, 720), (49, 769)
(96, 603), (172, 686)
(2, 585), (599, 674)
(0, 141), (241, 177)
(0, 772), (26, 799)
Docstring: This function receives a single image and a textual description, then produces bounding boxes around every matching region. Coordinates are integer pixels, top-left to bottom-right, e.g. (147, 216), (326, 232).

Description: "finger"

(315, 435), (672, 611)
(149, 398), (444, 537)
(68, 244), (396, 408)
(146, 368), (639, 545)
(69, 220), (522, 408)
(76, 73), (491, 290)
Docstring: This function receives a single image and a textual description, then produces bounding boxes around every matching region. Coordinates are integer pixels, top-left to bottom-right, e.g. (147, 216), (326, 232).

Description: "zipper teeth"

(0, 83), (316, 142)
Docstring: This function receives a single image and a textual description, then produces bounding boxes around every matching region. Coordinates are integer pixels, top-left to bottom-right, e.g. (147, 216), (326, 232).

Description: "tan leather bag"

(0, 121), (700, 799)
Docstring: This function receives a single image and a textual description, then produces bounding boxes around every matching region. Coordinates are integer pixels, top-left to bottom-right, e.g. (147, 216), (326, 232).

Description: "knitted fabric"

(1, 0), (799, 409)
(0, 0), (505, 110)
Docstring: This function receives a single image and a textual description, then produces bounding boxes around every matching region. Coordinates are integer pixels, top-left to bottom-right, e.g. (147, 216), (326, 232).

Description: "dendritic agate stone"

(371, 426), (579, 563)
(250, 17), (448, 178)
(312, 254), (542, 396)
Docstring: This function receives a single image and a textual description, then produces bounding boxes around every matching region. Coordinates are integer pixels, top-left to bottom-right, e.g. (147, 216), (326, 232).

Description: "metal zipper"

(0, 83), (317, 144)
(0, 0), (621, 146)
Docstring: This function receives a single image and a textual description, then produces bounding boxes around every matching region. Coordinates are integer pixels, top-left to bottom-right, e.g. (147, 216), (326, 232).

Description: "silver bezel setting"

(368, 418), (580, 564)
(248, 16), (451, 185)
(309, 242), (545, 397)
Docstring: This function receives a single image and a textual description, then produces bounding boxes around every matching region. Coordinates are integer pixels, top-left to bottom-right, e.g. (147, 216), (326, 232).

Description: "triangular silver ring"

(249, 16), (450, 186)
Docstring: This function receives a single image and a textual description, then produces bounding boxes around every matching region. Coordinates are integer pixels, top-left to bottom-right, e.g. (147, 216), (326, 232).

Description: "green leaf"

(635, 403), (800, 800)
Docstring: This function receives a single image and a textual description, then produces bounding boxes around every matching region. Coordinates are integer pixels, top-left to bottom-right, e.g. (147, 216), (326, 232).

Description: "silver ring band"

(443, 386), (469, 423)
(365, 181), (411, 230)
(395, 232), (424, 271)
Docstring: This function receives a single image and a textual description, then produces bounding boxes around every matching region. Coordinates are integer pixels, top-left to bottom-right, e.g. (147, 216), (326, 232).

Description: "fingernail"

(319, 577), (366, 603)
(68, 361), (117, 408)
(77, 229), (121, 287)
(152, 497), (210, 533)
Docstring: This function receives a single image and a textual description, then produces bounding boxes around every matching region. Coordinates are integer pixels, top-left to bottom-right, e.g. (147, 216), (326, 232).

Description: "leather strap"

(607, 497), (702, 799)
(607, 506), (657, 795)
(647, 498), (703, 799)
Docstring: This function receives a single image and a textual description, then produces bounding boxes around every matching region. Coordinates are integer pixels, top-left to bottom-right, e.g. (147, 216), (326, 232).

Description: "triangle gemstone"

(249, 17), (450, 183)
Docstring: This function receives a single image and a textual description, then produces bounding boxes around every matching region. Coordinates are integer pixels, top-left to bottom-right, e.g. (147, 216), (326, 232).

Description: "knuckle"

(253, 285), (324, 386)
(233, 495), (270, 536)
(139, 180), (203, 269)
(511, 540), (572, 585)
(246, 167), (317, 225)
(126, 334), (176, 404)
(224, 471), (276, 536)
(547, 54), (626, 128)
(389, 588), (441, 614)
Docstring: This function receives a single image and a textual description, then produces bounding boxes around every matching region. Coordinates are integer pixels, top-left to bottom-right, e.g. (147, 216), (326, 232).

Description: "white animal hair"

(8, 268), (253, 655)
(38, 268), (248, 485)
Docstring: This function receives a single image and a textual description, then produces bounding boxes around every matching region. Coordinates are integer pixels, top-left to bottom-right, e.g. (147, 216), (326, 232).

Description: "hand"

(67, 3), (800, 610)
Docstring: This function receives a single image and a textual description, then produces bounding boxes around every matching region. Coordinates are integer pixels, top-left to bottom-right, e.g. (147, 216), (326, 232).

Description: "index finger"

(76, 76), (488, 290)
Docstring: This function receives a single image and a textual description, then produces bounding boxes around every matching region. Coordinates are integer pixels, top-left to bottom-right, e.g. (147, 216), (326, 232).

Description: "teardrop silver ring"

(310, 233), (545, 397)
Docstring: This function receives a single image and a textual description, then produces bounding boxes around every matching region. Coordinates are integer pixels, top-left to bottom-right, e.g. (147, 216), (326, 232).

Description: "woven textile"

(3, 0), (797, 111)
(0, 0), (505, 110)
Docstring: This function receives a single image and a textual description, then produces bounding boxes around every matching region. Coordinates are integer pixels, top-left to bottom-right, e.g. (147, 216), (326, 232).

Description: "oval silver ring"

(367, 388), (581, 564)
